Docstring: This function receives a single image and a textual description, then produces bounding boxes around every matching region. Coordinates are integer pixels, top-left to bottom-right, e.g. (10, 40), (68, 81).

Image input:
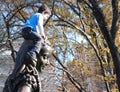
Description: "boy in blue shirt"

(22, 4), (51, 61)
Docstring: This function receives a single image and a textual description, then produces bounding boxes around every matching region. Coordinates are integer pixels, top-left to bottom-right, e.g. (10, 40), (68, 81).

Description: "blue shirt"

(23, 13), (45, 36)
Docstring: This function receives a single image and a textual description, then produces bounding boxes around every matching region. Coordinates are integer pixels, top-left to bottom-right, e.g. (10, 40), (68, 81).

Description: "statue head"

(36, 41), (53, 71)
(40, 44), (52, 57)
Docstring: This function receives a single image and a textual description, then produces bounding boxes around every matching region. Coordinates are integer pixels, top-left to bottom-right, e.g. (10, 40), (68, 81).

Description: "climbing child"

(22, 4), (51, 61)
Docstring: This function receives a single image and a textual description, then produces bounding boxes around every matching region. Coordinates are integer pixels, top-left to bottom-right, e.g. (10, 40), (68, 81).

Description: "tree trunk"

(88, 0), (120, 91)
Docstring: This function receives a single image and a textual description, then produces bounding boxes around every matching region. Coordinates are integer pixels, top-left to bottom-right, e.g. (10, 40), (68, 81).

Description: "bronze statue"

(3, 40), (52, 92)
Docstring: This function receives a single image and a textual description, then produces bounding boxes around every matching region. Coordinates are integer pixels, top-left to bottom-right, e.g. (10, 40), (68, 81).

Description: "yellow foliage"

(103, 47), (110, 53)
(111, 88), (119, 92)
(48, 20), (56, 27)
(73, 43), (78, 47)
(73, 60), (86, 69)
(97, 74), (116, 83)
(102, 62), (109, 68)
(76, 21), (82, 26)
(69, 12), (74, 19)
(86, 26), (91, 34)
(96, 74), (104, 81)
(109, 61), (114, 68)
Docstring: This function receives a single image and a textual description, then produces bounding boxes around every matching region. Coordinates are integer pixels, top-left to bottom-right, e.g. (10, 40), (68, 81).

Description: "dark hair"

(38, 4), (51, 15)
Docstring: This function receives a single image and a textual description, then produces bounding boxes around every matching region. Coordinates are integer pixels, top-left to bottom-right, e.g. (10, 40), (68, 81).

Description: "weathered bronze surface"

(3, 40), (52, 92)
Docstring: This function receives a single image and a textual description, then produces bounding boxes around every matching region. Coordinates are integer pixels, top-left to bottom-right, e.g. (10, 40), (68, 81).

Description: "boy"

(22, 4), (51, 61)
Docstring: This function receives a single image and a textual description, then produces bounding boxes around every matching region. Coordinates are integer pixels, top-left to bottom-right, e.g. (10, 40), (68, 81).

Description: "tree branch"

(110, 0), (119, 40)
(88, 0), (120, 90)
(52, 53), (86, 92)
(2, 14), (16, 62)
(44, 0), (55, 26)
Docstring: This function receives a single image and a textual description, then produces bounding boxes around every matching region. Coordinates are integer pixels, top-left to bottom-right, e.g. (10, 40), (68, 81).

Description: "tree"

(50, 0), (120, 91)
(84, 0), (120, 91)
(0, 0), (120, 91)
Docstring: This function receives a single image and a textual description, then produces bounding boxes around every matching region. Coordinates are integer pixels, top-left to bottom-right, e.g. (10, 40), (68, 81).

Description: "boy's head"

(38, 4), (51, 20)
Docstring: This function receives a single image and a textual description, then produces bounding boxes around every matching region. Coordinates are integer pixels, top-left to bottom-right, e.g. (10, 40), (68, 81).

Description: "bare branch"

(50, 59), (86, 92)
(110, 0), (119, 40)
(44, 0), (55, 26)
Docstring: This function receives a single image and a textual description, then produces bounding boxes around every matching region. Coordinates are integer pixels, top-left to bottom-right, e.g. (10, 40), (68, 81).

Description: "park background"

(0, 0), (120, 92)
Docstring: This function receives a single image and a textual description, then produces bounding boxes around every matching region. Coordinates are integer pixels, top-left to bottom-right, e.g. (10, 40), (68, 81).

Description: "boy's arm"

(38, 15), (47, 40)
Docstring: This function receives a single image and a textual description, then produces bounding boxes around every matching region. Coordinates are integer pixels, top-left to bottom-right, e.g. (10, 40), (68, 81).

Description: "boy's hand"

(42, 36), (47, 41)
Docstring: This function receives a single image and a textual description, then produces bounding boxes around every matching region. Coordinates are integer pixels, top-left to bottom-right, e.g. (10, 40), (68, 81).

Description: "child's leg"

(22, 27), (41, 61)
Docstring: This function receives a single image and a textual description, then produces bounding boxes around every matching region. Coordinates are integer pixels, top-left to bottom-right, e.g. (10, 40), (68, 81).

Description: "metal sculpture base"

(3, 40), (52, 92)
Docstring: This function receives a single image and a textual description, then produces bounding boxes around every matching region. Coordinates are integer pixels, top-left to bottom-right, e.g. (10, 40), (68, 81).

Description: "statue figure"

(3, 40), (52, 92)
(3, 4), (52, 92)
